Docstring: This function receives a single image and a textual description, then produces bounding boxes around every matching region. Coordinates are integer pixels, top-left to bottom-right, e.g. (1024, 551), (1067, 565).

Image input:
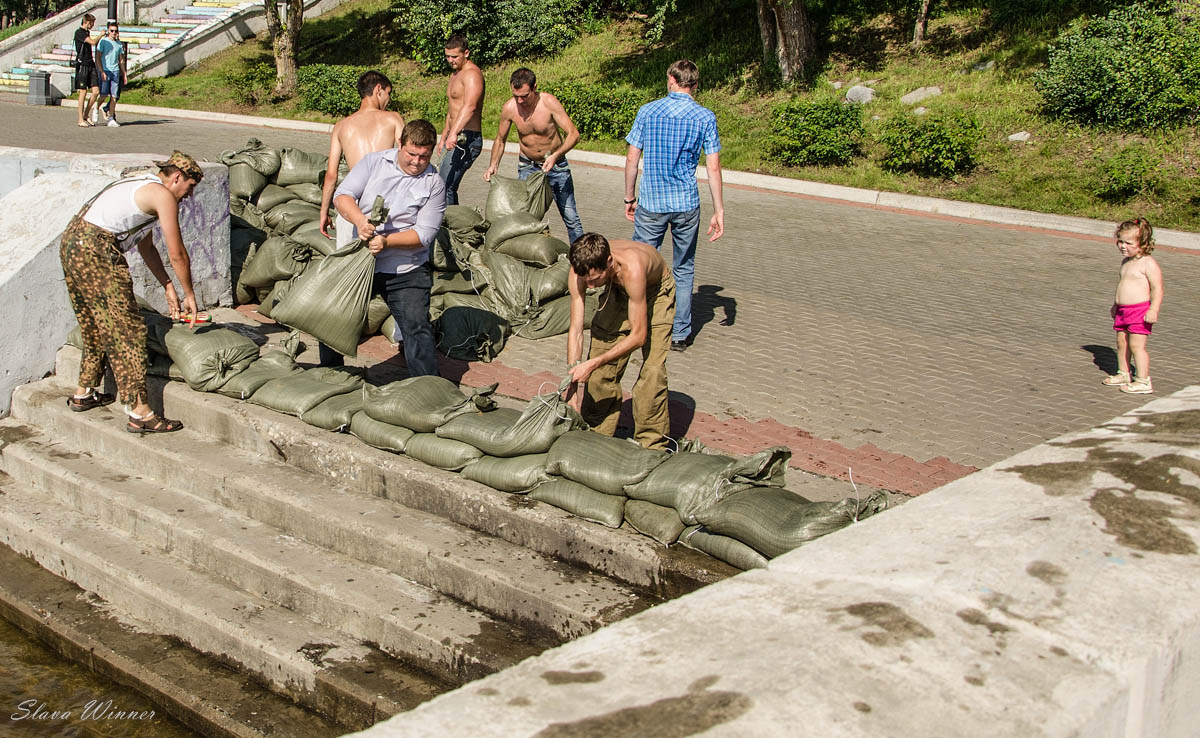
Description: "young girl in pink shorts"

(1103, 217), (1163, 394)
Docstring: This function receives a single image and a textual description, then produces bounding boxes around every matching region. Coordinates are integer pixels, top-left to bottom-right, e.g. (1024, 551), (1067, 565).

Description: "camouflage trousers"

(60, 214), (148, 408)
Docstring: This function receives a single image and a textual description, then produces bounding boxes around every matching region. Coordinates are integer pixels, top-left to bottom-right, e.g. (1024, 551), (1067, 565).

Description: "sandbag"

(302, 390), (363, 431)
(362, 296), (391, 337)
(444, 204), (486, 232)
(275, 147), (328, 186)
(231, 225), (265, 271)
(624, 500), (685, 545)
(485, 212), (548, 249)
(496, 233), (568, 267)
(469, 250), (532, 319)
(228, 162), (268, 201)
(349, 411), (414, 453)
(679, 526), (768, 570)
(431, 228), (460, 272)
(523, 170), (552, 220)
(271, 202), (322, 235)
(255, 184), (299, 212)
(379, 315), (401, 343)
(270, 196), (386, 357)
(625, 446), (791, 524)
(217, 350), (304, 400)
(431, 270), (481, 296)
(695, 488), (888, 559)
(237, 236), (309, 288)
(530, 479), (625, 528)
(436, 378), (585, 457)
(286, 182), (324, 205)
(435, 306), (509, 362)
(256, 278), (293, 319)
(404, 433), (483, 471)
(460, 453), (551, 493)
(250, 366), (363, 417)
(530, 257), (570, 304)
(290, 223), (337, 258)
(511, 291), (599, 340)
(221, 138), (282, 177)
(484, 172), (551, 221)
(231, 199), (269, 232)
(163, 325), (259, 392)
(363, 376), (497, 432)
(545, 431), (668, 496)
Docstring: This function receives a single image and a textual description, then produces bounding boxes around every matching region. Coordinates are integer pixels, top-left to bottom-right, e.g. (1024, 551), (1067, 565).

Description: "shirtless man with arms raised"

(436, 34), (485, 206)
(565, 234), (675, 450)
(318, 70), (405, 245)
(483, 67), (583, 244)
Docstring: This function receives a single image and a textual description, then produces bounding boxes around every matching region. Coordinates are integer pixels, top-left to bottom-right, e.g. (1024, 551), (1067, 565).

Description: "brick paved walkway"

(7, 101), (1199, 495)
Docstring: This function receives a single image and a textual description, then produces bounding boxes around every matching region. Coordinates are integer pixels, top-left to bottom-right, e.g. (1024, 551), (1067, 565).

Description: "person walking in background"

(74, 13), (100, 127)
(483, 67), (584, 245)
(96, 21), (126, 127)
(624, 59), (725, 352)
(435, 34), (484, 206)
(1102, 217), (1163, 394)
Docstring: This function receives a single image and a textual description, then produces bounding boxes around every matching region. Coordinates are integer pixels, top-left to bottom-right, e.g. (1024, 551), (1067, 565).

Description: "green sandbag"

(461, 453), (551, 493)
(431, 228), (459, 272)
(228, 162), (268, 201)
(217, 350), (304, 400)
(404, 433), (483, 471)
(231, 225), (265, 272)
(270, 196), (386, 357)
(273, 202), (322, 235)
(302, 390), (364, 431)
(484, 172), (551, 221)
(435, 306), (509, 362)
(256, 278), (293, 319)
(254, 184), (299, 212)
(286, 182), (324, 205)
(524, 170), (552, 220)
(495, 233), (568, 267)
(444, 204), (486, 232)
(431, 270), (481, 296)
(530, 479), (625, 528)
(485, 212), (548, 249)
(624, 446), (792, 525)
(235, 279), (256, 306)
(379, 314), (401, 342)
(440, 291), (489, 311)
(624, 500), (685, 545)
(250, 366), (363, 417)
(428, 293), (446, 322)
(220, 138), (282, 177)
(238, 236), (309, 288)
(695, 488), (888, 559)
(362, 296), (391, 337)
(510, 292), (599, 340)
(290, 223), (337, 258)
(231, 199), (269, 232)
(530, 258), (570, 304)
(275, 147), (328, 187)
(363, 376), (497, 432)
(436, 378), (585, 457)
(163, 325), (260, 393)
(349, 411), (414, 453)
(545, 430), (668, 496)
(469, 250), (532, 319)
(679, 526), (768, 570)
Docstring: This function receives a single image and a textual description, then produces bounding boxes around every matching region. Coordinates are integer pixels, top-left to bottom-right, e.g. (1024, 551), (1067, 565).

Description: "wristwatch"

(623, 197), (637, 204)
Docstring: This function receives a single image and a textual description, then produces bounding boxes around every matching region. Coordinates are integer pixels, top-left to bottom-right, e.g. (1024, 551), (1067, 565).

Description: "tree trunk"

(912, 0), (933, 48)
(264, 0), (302, 98)
(756, 0), (777, 71)
(758, 0), (815, 84)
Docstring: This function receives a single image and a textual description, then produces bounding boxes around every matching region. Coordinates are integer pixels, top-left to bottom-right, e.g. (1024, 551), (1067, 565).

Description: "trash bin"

(26, 71), (53, 106)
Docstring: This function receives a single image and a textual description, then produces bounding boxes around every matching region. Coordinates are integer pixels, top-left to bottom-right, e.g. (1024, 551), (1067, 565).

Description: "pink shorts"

(1113, 301), (1152, 335)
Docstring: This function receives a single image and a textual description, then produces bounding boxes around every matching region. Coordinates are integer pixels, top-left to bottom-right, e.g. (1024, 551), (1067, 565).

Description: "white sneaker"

(107, 117), (120, 127)
(91, 108), (98, 124)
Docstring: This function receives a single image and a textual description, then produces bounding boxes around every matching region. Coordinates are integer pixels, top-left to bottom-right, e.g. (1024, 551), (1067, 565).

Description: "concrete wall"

(346, 388), (1200, 737)
(0, 0), (107, 84)
(0, 148), (230, 415)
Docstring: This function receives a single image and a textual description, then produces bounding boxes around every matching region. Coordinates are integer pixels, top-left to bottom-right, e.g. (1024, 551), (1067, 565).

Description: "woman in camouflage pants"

(60, 152), (202, 433)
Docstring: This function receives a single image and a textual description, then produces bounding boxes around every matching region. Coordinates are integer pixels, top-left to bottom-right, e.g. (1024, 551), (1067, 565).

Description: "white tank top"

(82, 175), (160, 248)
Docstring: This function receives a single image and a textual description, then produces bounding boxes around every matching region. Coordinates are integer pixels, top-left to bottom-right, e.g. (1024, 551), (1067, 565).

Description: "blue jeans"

(632, 206), (700, 342)
(518, 155), (584, 245)
(437, 130), (483, 206)
(99, 69), (120, 100)
(317, 266), (438, 377)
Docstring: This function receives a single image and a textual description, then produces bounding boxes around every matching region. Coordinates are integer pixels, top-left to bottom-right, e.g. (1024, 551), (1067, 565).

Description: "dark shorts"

(75, 64), (100, 91)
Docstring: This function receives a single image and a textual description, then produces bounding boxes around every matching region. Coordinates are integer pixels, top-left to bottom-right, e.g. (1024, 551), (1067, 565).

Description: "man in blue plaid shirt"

(624, 59), (725, 352)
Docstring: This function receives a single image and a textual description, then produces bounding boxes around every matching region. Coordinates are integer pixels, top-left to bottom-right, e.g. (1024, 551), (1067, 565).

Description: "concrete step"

(49, 347), (737, 599)
(13, 374), (653, 640)
(0, 474), (445, 730)
(0, 419), (552, 684)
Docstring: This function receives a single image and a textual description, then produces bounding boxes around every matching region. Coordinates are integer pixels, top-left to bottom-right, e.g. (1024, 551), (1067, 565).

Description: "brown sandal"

(67, 389), (116, 412)
(126, 412), (184, 434)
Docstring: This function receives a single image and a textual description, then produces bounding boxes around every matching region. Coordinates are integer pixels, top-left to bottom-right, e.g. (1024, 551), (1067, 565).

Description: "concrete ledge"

(346, 387), (1200, 737)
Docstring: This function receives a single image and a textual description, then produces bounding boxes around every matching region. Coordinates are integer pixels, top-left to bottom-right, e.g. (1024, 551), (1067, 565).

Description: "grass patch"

(0, 18), (40, 43)
(119, 0), (1200, 230)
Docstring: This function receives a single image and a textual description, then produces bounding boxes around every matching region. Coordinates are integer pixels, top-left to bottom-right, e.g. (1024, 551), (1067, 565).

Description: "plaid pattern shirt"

(626, 91), (721, 213)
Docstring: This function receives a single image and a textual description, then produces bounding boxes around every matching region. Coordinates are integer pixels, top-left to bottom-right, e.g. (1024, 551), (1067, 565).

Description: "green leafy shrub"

(768, 99), (864, 167)
(392, 0), (597, 73)
(879, 112), (983, 178)
(546, 81), (646, 140)
(1034, 2), (1200, 129)
(1095, 143), (1162, 201)
(298, 64), (368, 117)
(224, 62), (276, 106)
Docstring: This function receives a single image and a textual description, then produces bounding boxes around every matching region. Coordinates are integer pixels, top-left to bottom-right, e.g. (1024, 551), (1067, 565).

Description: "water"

(0, 616), (201, 738)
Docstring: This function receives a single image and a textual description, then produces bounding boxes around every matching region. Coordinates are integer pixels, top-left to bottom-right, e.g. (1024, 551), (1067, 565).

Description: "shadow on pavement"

(1082, 344), (1119, 375)
(691, 285), (735, 339)
(111, 119), (172, 126)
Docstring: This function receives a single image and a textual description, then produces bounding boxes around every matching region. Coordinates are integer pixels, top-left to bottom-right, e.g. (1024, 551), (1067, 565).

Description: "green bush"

(297, 64), (368, 117)
(1034, 3), (1200, 129)
(391, 0), (597, 73)
(224, 62), (276, 106)
(547, 81), (646, 140)
(879, 112), (983, 178)
(1095, 143), (1162, 201)
(768, 98), (864, 167)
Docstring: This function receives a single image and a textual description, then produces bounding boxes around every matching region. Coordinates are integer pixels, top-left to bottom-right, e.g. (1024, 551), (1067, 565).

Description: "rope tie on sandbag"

(534, 380), (573, 422)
